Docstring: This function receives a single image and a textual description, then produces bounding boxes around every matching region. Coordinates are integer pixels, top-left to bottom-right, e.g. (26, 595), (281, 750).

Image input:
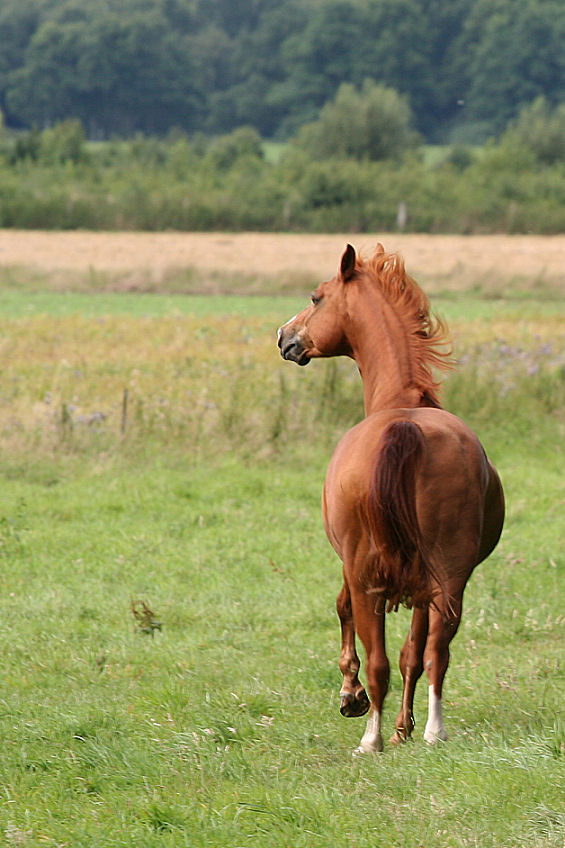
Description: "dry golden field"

(1, 230), (565, 293)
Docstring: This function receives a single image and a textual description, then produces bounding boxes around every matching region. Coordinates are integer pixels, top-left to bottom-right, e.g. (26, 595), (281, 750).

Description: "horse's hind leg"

(337, 580), (370, 717)
(350, 592), (389, 754)
(423, 592), (463, 744)
(391, 605), (428, 745)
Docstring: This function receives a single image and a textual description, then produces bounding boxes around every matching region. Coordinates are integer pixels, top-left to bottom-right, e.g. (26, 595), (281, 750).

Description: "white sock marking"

(424, 685), (448, 743)
(354, 711), (383, 755)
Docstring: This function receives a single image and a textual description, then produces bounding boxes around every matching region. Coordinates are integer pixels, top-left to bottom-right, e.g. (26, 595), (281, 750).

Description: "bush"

(205, 127), (264, 171)
(294, 80), (420, 162)
(2, 119), (565, 233)
(11, 127), (42, 163)
(503, 97), (565, 165)
(39, 119), (86, 164)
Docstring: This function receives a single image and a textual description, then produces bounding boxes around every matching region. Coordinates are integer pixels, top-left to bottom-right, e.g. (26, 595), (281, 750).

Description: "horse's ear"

(374, 242), (385, 256)
(340, 244), (356, 282)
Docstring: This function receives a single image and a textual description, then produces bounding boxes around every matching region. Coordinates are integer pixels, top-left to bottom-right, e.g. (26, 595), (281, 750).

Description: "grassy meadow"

(0, 235), (564, 846)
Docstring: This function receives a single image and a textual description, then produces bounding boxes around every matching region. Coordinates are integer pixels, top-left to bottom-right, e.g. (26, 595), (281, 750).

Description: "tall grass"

(1, 302), (564, 461)
(0, 310), (363, 461)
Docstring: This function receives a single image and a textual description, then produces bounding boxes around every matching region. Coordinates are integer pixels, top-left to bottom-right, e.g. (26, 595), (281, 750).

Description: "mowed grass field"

(0, 233), (564, 847)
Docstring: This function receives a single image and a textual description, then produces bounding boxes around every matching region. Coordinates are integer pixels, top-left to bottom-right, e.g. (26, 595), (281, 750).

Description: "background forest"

(1, 0), (565, 233)
(2, 0), (565, 142)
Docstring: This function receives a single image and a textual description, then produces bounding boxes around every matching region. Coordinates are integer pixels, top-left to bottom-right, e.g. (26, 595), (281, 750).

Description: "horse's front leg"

(350, 592), (389, 754)
(336, 580), (370, 717)
(391, 605), (428, 744)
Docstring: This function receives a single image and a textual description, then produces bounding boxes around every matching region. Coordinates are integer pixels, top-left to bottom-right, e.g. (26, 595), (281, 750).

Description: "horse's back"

(323, 407), (504, 581)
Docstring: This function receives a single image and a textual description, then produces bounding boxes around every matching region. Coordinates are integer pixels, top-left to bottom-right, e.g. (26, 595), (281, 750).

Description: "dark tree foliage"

(0, 0), (564, 141)
(501, 97), (565, 165)
(450, 0), (565, 140)
(294, 81), (420, 161)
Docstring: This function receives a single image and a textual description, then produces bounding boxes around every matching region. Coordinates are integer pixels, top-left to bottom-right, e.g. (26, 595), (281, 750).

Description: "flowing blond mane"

(356, 246), (454, 405)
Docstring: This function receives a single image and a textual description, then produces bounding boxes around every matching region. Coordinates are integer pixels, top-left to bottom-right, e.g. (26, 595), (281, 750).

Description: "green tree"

(272, 0), (457, 140)
(450, 0), (565, 140)
(414, 0), (474, 139)
(6, 18), (84, 126)
(502, 97), (565, 165)
(39, 118), (86, 164)
(2, 0), (565, 145)
(5, 5), (200, 135)
(294, 80), (419, 161)
(205, 2), (307, 136)
(0, 0), (45, 117)
(271, 0), (373, 135)
(205, 126), (263, 171)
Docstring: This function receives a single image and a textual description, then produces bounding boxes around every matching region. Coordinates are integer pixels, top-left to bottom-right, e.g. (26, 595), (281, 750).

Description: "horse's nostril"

(281, 341), (294, 359)
(281, 336), (302, 360)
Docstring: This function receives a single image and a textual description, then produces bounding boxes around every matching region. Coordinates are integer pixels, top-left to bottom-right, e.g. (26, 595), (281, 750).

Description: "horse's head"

(278, 244), (357, 366)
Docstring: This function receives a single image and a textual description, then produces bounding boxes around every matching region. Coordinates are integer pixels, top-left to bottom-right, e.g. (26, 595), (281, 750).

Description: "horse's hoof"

(352, 737), (384, 756)
(424, 728), (448, 744)
(340, 689), (370, 718)
(352, 746), (367, 757)
(390, 729), (411, 746)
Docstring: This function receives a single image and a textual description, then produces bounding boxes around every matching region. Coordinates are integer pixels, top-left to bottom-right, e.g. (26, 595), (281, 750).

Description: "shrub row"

(2, 127), (565, 233)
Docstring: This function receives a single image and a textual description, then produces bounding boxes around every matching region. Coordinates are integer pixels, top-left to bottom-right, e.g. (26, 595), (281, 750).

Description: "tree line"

(1, 0), (564, 143)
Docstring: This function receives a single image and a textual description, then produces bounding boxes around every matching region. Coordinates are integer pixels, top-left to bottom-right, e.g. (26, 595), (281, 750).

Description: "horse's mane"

(356, 246), (454, 406)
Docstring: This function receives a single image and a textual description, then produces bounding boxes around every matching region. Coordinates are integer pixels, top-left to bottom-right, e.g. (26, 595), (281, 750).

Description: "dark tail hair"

(367, 419), (429, 610)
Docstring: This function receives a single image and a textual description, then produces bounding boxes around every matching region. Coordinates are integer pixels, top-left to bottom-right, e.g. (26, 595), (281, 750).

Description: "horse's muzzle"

(278, 327), (311, 366)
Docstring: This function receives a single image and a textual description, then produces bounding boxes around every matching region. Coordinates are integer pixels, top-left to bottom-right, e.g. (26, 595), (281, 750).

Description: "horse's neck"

(349, 289), (425, 415)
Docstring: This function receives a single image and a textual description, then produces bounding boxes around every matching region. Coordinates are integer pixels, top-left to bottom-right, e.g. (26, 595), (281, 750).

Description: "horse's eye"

(311, 293), (321, 306)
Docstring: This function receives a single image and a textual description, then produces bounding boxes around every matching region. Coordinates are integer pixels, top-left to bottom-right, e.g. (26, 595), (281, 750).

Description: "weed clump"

(131, 599), (162, 637)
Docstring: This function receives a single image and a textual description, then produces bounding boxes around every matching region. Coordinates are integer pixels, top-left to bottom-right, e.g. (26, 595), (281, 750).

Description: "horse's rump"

(366, 419), (429, 610)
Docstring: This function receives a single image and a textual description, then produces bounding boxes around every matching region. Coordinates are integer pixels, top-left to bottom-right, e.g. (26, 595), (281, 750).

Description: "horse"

(278, 243), (504, 754)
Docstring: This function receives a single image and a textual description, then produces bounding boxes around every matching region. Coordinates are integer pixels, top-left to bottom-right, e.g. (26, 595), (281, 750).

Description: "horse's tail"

(367, 419), (429, 610)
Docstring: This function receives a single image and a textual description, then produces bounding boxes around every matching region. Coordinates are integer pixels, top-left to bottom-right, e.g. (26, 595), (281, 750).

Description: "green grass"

(0, 452), (563, 846)
(1, 288), (564, 327)
(0, 453), (565, 846)
(0, 279), (563, 846)
(0, 290), (306, 319)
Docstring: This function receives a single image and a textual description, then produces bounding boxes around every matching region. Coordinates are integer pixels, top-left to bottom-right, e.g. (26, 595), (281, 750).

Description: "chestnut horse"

(278, 244), (504, 754)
